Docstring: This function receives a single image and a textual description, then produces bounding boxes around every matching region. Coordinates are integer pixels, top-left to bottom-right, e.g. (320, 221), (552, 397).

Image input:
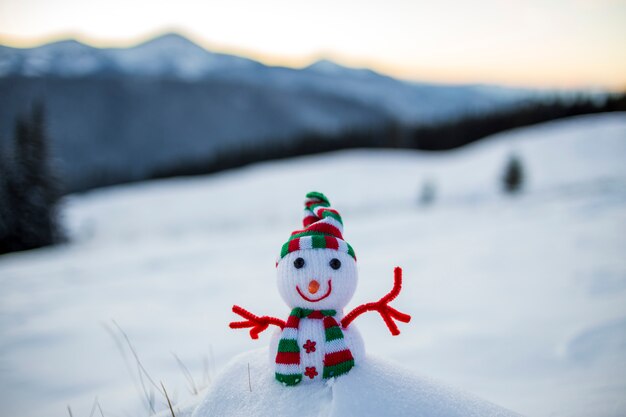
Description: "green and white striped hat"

(278, 191), (356, 262)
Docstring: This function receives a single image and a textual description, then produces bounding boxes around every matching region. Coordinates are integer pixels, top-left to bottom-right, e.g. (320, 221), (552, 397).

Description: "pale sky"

(1, 0), (625, 89)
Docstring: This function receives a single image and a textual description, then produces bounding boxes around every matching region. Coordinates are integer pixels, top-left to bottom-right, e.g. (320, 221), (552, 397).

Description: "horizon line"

(1, 29), (624, 92)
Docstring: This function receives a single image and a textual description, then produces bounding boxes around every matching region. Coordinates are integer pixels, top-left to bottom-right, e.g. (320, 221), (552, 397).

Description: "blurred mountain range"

(0, 33), (259, 79)
(0, 33), (551, 192)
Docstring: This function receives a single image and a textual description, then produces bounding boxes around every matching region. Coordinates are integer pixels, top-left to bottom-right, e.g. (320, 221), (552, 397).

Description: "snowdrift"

(188, 348), (519, 417)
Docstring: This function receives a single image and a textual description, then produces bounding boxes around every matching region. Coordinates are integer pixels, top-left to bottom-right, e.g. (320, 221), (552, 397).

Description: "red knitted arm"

(229, 305), (286, 339)
(341, 267), (411, 335)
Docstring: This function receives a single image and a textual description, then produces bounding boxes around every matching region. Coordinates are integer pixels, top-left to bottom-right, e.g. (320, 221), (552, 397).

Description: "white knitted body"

(273, 248), (363, 382)
(269, 317), (365, 384)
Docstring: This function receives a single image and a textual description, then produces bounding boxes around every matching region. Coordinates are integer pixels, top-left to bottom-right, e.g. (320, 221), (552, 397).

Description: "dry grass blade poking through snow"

(248, 363), (252, 392)
(88, 397), (105, 417)
(107, 320), (161, 413)
(172, 352), (199, 395)
(161, 382), (177, 417)
(105, 320), (190, 415)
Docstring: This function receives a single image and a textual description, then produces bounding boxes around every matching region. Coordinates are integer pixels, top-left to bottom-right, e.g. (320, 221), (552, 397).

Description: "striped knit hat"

(278, 191), (356, 262)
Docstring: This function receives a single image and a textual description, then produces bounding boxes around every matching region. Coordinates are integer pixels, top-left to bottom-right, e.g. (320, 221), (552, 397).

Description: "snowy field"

(1, 113), (625, 417)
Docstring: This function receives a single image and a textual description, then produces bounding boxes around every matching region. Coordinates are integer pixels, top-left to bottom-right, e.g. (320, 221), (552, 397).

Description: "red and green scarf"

(275, 308), (355, 386)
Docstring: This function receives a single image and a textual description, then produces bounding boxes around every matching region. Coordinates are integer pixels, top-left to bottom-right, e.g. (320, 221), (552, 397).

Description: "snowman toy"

(230, 191), (411, 386)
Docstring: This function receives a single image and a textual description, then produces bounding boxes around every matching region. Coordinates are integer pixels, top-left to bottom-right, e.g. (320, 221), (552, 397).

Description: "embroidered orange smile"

(296, 280), (332, 302)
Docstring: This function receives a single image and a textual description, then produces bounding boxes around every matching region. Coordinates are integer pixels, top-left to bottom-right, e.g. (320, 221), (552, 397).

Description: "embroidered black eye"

(294, 257), (305, 269)
(329, 258), (341, 270)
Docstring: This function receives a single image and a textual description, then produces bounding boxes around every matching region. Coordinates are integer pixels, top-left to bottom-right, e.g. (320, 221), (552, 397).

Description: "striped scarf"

(275, 308), (355, 386)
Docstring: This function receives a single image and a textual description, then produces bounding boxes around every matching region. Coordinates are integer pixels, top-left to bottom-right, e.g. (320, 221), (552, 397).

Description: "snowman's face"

(276, 249), (358, 310)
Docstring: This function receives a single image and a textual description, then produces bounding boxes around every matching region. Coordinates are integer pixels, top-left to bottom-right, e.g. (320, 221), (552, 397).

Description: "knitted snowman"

(230, 191), (411, 386)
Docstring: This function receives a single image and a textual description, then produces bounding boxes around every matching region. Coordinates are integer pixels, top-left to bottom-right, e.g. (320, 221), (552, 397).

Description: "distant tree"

(418, 178), (436, 206)
(0, 146), (12, 251)
(501, 154), (524, 195)
(0, 104), (63, 254)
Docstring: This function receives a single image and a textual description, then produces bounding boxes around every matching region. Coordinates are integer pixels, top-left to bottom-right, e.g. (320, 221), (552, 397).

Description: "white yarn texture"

(276, 248), (357, 310)
(273, 248), (364, 382)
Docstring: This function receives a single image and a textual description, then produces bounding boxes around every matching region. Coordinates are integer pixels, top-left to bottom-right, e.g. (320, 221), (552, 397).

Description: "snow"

(304, 59), (380, 80)
(107, 33), (257, 79)
(0, 113), (625, 417)
(10, 40), (104, 77)
(189, 348), (518, 417)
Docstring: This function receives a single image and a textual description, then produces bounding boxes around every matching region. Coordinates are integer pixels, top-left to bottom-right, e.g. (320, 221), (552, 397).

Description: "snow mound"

(191, 348), (520, 417)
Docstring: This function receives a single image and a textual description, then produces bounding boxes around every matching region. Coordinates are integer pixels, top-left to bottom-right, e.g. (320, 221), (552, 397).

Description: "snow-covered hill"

(0, 113), (625, 417)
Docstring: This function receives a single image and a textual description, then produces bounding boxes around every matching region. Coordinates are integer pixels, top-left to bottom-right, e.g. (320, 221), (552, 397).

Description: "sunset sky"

(1, 0), (624, 89)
